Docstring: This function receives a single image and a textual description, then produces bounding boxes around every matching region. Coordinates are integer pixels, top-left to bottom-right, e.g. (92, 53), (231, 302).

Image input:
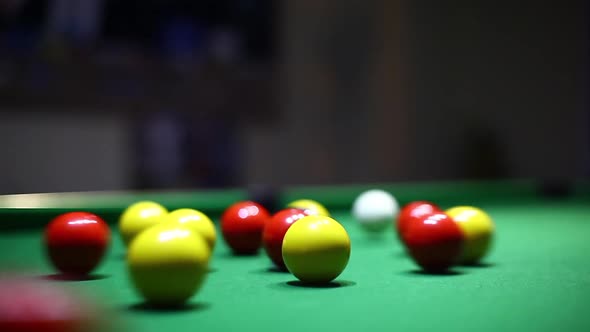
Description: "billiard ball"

(396, 201), (442, 242)
(221, 201), (271, 254)
(287, 199), (330, 217)
(119, 201), (168, 247)
(262, 208), (309, 269)
(0, 276), (98, 332)
(164, 208), (217, 252)
(402, 212), (464, 272)
(445, 206), (495, 264)
(44, 212), (111, 276)
(282, 215), (351, 283)
(352, 189), (399, 232)
(247, 184), (281, 213)
(127, 224), (210, 306)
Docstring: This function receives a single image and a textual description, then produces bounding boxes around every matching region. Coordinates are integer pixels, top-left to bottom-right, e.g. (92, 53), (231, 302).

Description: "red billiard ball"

(0, 277), (97, 332)
(44, 212), (111, 276)
(262, 208), (309, 269)
(402, 212), (464, 272)
(221, 201), (271, 254)
(396, 201), (442, 242)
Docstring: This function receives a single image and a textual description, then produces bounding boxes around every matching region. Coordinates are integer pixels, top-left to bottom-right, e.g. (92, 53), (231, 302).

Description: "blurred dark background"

(0, 0), (588, 194)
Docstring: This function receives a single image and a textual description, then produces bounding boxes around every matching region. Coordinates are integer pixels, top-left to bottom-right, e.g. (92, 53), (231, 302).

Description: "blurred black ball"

(537, 179), (572, 198)
(247, 184), (281, 214)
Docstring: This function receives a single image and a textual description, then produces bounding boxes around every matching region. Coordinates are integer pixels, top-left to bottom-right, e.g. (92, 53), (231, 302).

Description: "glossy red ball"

(44, 212), (111, 275)
(402, 212), (464, 272)
(262, 208), (309, 269)
(221, 201), (271, 254)
(396, 201), (442, 242)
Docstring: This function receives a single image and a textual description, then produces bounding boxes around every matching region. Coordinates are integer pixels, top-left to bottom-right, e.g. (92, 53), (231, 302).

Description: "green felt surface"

(1, 198), (589, 331)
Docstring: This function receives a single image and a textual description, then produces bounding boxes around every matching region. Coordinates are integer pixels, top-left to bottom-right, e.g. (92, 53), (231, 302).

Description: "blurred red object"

(0, 275), (99, 332)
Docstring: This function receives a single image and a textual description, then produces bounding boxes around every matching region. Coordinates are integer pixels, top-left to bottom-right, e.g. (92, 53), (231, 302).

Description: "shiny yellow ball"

(119, 201), (168, 247)
(127, 224), (210, 306)
(164, 208), (217, 252)
(445, 206), (495, 264)
(282, 215), (350, 283)
(287, 199), (331, 217)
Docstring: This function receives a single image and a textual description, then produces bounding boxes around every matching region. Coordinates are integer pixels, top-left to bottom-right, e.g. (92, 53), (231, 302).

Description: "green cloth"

(1, 198), (589, 331)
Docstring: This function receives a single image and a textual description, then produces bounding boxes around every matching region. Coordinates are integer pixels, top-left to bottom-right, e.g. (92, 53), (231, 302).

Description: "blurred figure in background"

(44, 0), (104, 51)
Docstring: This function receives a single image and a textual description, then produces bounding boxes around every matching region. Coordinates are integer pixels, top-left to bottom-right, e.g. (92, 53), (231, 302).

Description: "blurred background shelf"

(0, 56), (276, 120)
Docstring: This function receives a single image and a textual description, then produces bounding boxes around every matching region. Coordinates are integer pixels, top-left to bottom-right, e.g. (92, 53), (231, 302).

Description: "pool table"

(1, 179), (589, 331)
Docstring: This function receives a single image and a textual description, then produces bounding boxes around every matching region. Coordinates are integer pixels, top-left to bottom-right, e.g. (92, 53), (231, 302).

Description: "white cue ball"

(352, 189), (399, 232)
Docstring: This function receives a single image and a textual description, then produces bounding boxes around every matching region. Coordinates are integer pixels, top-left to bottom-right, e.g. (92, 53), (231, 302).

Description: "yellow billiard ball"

(119, 201), (168, 247)
(445, 206), (495, 264)
(287, 199), (331, 217)
(164, 209), (217, 252)
(127, 224), (210, 306)
(282, 215), (350, 283)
